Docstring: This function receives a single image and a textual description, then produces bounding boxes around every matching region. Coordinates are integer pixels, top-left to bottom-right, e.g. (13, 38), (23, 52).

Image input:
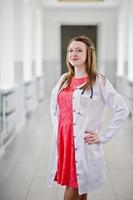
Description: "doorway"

(60, 25), (98, 73)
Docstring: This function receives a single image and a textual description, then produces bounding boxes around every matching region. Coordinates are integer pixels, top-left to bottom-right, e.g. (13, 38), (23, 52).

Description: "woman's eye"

(68, 50), (73, 52)
(68, 49), (82, 53)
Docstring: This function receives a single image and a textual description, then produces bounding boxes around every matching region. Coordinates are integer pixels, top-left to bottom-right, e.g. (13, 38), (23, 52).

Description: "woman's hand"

(84, 130), (101, 144)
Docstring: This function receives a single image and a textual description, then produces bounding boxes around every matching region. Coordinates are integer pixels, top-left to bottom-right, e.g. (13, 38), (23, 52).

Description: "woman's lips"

(71, 58), (79, 61)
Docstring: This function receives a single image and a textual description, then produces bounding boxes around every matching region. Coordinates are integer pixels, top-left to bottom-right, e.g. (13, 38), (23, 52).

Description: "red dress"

(54, 76), (88, 188)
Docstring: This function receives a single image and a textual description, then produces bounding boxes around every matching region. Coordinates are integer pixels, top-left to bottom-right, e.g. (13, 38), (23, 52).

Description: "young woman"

(48, 35), (129, 200)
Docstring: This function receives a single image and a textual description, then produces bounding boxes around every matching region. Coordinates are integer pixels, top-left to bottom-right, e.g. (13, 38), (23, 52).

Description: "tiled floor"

(0, 97), (133, 200)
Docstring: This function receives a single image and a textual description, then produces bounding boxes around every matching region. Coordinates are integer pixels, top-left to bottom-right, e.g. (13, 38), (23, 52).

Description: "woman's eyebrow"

(68, 47), (83, 50)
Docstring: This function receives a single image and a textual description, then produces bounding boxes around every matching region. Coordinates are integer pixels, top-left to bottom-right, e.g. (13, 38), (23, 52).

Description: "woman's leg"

(63, 186), (79, 200)
(63, 186), (88, 200)
(79, 193), (87, 200)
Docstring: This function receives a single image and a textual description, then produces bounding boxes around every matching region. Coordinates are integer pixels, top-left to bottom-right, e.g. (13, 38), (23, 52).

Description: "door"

(61, 25), (98, 74)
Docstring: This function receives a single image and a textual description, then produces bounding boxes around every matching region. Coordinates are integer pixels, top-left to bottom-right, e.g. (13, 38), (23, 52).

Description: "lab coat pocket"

(79, 92), (93, 115)
(79, 90), (100, 114)
(85, 142), (101, 162)
(84, 128), (101, 162)
(91, 143), (101, 159)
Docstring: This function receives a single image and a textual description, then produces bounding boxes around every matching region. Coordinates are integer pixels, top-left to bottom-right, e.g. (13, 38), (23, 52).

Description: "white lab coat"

(48, 73), (129, 195)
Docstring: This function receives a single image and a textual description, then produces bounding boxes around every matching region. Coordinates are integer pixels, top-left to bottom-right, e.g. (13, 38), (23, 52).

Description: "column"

(127, 1), (133, 82)
(117, 0), (128, 77)
(23, 2), (33, 82)
(0, 0), (15, 89)
(35, 10), (43, 77)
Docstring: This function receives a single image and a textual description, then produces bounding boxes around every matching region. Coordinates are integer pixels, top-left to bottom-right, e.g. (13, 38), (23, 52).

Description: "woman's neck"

(74, 67), (87, 78)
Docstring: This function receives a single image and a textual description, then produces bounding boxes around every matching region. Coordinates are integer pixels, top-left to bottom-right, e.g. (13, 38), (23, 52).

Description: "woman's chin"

(70, 62), (82, 67)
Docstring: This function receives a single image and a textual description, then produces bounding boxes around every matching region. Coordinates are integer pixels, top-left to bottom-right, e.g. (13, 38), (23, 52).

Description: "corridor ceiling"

(42, 0), (120, 8)
(58, 0), (104, 2)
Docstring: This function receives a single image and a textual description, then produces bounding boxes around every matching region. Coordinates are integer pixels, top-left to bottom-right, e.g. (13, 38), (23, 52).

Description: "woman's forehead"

(69, 41), (86, 49)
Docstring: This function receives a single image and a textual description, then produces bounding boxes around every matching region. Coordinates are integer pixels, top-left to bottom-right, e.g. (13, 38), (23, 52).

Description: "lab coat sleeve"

(99, 77), (129, 144)
(50, 85), (58, 126)
(50, 73), (67, 126)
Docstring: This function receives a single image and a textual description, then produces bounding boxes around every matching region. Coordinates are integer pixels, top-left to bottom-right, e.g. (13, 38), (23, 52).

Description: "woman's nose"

(71, 50), (78, 56)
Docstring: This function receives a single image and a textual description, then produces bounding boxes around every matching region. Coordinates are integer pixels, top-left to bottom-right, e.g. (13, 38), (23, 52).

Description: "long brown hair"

(59, 35), (98, 93)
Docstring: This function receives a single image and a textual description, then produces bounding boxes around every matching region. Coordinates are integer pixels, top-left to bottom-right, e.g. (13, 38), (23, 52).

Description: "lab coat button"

(74, 135), (76, 138)
(76, 173), (79, 176)
(84, 131), (88, 133)
(77, 112), (81, 115)
(75, 148), (77, 150)
(73, 123), (76, 126)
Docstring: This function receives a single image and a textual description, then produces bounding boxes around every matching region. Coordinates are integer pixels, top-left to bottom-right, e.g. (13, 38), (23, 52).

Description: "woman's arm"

(99, 77), (129, 144)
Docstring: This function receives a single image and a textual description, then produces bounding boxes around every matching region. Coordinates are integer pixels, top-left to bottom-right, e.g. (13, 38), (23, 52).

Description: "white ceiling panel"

(58, 0), (104, 2)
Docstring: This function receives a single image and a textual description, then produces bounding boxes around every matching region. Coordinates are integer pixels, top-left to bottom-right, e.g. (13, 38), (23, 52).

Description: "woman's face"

(67, 40), (87, 68)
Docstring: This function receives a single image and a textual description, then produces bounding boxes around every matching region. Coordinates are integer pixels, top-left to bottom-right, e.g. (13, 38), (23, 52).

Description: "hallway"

(0, 96), (133, 200)
(0, 0), (133, 199)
